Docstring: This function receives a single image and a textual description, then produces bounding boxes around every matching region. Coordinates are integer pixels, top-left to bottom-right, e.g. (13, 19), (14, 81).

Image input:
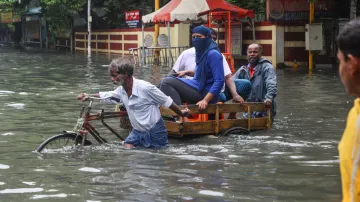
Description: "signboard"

(144, 34), (153, 47)
(158, 34), (169, 47)
(125, 10), (142, 28)
(231, 25), (242, 56)
(25, 20), (40, 39)
(269, 0), (336, 21)
(28, 7), (42, 15)
(0, 12), (21, 23)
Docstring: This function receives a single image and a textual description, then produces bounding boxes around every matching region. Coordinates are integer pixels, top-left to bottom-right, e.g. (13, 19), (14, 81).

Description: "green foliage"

(0, 0), (82, 34)
(99, 0), (173, 28)
(226, 0), (266, 21)
(0, 0), (31, 34)
(0, 0), (30, 12)
(39, 0), (86, 34)
(0, 0), (271, 33)
(0, 0), (18, 9)
(102, 0), (153, 28)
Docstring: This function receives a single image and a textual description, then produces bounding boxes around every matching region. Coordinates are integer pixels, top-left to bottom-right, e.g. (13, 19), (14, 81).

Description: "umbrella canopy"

(142, 0), (254, 23)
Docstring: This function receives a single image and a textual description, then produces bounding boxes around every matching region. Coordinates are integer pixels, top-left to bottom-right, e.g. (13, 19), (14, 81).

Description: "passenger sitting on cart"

(77, 57), (189, 149)
(231, 43), (277, 121)
(167, 28), (251, 106)
(159, 26), (224, 113)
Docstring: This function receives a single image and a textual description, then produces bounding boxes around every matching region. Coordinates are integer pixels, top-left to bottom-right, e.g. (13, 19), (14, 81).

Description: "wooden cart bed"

(160, 102), (271, 137)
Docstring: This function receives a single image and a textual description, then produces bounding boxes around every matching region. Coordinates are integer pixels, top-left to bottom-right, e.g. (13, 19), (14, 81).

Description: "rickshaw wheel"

(219, 127), (251, 137)
(36, 133), (92, 153)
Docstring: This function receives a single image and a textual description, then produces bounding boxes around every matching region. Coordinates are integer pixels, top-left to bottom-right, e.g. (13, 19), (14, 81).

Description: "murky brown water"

(0, 47), (353, 201)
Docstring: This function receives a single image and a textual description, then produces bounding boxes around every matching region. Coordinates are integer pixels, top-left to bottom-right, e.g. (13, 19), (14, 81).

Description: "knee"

(234, 79), (251, 92)
(238, 79), (251, 86)
(159, 77), (178, 97)
(160, 77), (174, 87)
(219, 92), (227, 102)
(243, 80), (252, 91)
(159, 77), (170, 90)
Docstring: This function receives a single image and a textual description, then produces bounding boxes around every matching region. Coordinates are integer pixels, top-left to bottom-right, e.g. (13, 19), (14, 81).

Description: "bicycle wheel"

(219, 127), (251, 137)
(36, 132), (92, 153)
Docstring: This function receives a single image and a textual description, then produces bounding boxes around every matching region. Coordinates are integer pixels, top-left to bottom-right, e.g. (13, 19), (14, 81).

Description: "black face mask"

(192, 37), (208, 53)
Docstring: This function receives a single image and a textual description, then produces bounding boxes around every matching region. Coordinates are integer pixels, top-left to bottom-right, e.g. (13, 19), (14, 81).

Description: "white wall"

(276, 26), (284, 65)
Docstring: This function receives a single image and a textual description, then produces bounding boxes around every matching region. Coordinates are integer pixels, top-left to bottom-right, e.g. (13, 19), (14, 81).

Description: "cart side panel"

(165, 121), (182, 137)
(182, 121), (216, 135)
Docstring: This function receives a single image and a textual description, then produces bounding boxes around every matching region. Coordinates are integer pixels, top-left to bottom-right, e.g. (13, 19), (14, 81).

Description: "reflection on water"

(0, 48), (353, 201)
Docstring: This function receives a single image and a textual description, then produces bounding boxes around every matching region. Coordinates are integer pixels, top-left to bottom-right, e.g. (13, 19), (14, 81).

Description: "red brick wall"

(75, 30), (140, 53)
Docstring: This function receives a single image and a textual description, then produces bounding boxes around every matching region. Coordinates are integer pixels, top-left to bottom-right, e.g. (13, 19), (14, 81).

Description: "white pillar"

(141, 23), (145, 66)
(39, 16), (42, 49)
(167, 21), (172, 68)
(87, 0), (92, 56)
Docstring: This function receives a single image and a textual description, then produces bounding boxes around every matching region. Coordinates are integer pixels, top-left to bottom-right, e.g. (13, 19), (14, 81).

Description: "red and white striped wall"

(75, 22), (309, 69)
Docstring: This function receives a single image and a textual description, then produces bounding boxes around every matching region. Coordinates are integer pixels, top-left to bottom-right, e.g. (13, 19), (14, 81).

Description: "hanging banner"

(125, 10), (142, 28)
(0, 12), (21, 23)
(268, 0), (336, 21)
(231, 25), (242, 56)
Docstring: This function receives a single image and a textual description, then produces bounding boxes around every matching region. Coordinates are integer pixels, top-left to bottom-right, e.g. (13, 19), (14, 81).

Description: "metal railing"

(55, 38), (71, 49)
(129, 46), (189, 67)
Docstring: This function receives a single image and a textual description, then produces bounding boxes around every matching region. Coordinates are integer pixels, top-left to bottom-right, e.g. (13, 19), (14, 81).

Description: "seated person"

(159, 26), (224, 110)
(233, 43), (277, 121)
(168, 28), (251, 105)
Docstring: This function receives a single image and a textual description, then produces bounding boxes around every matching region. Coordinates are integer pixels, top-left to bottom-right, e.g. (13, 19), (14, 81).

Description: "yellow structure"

(238, 25), (280, 69)
(154, 0), (160, 58)
(309, 1), (315, 72)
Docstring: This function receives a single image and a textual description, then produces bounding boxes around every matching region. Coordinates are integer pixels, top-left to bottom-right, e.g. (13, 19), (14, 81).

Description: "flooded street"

(0, 48), (353, 201)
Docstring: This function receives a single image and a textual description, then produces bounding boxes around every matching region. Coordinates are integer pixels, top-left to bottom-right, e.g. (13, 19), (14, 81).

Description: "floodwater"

(0, 47), (353, 201)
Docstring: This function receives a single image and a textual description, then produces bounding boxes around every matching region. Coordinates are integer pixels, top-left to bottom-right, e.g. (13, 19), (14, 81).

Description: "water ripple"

(0, 164), (10, 169)
(31, 193), (67, 199)
(0, 188), (43, 194)
(79, 167), (101, 173)
(0, 48), (347, 202)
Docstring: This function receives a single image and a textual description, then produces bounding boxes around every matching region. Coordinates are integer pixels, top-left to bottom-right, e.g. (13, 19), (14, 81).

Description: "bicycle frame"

(74, 98), (128, 144)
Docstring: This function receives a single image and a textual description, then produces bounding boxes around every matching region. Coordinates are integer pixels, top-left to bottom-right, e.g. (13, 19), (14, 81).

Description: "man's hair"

(247, 43), (263, 54)
(209, 28), (218, 38)
(109, 57), (134, 76)
(337, 17), (360, 59)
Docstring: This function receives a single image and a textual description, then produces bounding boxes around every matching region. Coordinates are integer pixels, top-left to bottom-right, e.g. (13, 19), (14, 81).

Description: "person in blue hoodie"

(159, 25), (224, 110)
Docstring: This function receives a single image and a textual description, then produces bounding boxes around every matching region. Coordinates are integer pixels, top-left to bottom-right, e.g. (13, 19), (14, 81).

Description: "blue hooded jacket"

(178, 26), (224, 103)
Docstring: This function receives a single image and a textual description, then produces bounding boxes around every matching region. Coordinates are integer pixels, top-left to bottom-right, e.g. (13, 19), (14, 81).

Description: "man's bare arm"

(169, 102), (189, 117)
(224, 75), (244, 104)
(168, 69), (178, 76)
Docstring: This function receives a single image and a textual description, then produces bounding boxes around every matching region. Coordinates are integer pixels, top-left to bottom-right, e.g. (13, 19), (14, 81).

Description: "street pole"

(39, 16), (42, 49)
(22, 17), (25, 45)
(154, 0), (160, 60)
(45, 21), (48, 49)
(350, 0), (358, 20)
(308, 1), (314, 72)
(70, 20), (73, 53)
(87, 0), (92, 57)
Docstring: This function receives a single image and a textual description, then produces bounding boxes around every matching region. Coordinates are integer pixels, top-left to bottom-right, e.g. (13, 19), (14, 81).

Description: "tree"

(226, 0), (266, 21)
(0, 0), (20, 12)
(0, 0), (85, 34)
(101, 0), (153, 28)
(39, 0), (86, 35)
(0, 0), (32, 14)
(0, 0), (31, 32)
